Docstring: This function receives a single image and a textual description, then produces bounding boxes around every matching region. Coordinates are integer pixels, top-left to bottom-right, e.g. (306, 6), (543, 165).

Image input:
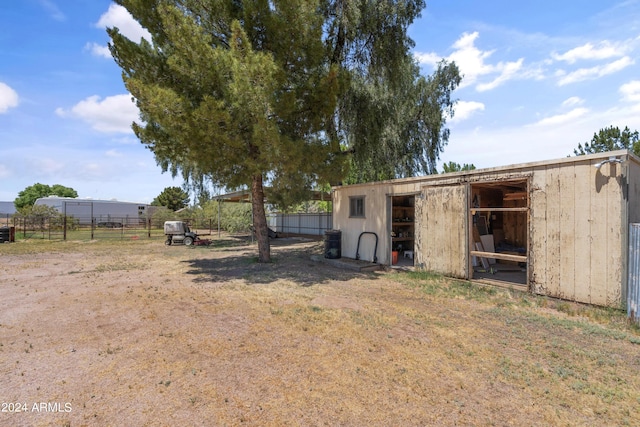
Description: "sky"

(1, 1), (640, 204)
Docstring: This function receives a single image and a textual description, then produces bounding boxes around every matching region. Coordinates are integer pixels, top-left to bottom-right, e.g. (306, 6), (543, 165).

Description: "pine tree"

(574, 126), (640, 156)
(107, 0), (460, 261)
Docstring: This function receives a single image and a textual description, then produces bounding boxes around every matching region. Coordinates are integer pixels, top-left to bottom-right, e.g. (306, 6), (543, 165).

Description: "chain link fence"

(4, 209), (331, 242)
(7, 215), (217, 241)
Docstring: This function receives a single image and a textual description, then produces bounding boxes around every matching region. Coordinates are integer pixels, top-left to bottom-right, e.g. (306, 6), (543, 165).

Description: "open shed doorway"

(470, 179), (528, 287)
(391, 195), (415, 267)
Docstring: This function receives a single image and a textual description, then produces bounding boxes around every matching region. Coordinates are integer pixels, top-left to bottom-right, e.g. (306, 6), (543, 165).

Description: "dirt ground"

(1, 235), (640, 427)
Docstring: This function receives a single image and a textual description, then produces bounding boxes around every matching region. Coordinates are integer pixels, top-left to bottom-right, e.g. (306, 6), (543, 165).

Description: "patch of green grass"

(0, 239), (73, 255)
(397, 271), (451, 296)
(94, 260), (143, 273)
(399, 270), (501, 302)
(206, 237), (252, 249)
(395, 270), (640, 344)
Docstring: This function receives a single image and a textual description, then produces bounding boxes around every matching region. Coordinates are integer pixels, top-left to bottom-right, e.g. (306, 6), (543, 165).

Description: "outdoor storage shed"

(332, 150), (640, 308)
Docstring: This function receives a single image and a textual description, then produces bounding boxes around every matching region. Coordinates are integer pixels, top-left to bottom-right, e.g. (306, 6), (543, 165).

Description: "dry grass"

(0, 235), (639, 426)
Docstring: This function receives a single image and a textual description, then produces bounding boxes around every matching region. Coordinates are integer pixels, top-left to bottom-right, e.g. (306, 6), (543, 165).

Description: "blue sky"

(1, 1), (639, 203)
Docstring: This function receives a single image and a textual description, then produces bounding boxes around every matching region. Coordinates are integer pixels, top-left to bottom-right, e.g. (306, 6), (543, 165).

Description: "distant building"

(34, 197), (154, 225)
(0, 201), (16, 215)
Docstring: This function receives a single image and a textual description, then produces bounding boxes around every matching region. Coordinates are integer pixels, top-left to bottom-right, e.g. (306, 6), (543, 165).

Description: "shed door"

(418, 185), (467, 278)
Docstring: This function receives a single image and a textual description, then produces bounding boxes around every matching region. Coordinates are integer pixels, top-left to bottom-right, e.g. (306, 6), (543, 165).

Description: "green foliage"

(14, 183), (78, 211)
(276, 183), (332, 213)
(279, 200), (332, 214)
(16, 204), (61, 219)
(152, 186), (190, 211)
(150, 206), (177, 226)
(154, 200), (251, 232)
(13, 204), (63, 232)
(344, 59), (461, 183)
(108, 0), (341, 196)
(107, 0), (457, 260)
(441, 161), (476, 173)
(109, 0), (349, 260)
(201, 200), (252, 232)
(574, 126), (640, 156)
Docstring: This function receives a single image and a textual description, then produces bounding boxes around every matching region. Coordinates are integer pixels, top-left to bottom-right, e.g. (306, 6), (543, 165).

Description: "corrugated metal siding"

(267, 213), (332, 236)
(628, 223), (640, 325)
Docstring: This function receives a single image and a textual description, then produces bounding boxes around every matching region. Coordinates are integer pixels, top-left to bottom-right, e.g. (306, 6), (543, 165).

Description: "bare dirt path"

(1, 236), (639, 426)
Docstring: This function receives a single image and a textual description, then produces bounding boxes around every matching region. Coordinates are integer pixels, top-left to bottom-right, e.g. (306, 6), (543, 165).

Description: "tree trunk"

(251, 174), (271, 263)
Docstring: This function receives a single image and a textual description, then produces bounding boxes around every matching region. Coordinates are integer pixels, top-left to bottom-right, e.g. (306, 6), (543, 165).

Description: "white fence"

(267, 212), (332, 236)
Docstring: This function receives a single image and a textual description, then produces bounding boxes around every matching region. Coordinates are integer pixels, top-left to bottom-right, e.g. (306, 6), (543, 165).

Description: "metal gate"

(627, 223), (640, 325)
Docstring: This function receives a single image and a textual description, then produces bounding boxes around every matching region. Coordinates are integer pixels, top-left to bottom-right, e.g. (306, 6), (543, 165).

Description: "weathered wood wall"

(417, 185), (467, 278)
(332, 151), (638, 308)
(530, 159), (623, 307)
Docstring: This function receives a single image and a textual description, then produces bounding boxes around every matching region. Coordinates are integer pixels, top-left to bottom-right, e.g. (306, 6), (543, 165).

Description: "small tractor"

(164, 221), (209, 246)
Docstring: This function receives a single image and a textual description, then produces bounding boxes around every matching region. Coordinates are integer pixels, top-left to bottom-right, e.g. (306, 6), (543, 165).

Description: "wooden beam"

(470, 250), (527, 263)
(472, 278), (528, 290)
(503, 192), (527, 201)
(471, 207), (529, 212)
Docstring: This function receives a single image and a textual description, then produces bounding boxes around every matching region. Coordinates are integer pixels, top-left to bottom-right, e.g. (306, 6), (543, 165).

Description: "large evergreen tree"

(152, 186), (190, 211)
(107, 0), (459, 262)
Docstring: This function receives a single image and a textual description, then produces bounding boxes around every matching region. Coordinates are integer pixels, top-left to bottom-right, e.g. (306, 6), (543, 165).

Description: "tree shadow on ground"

(199, 234), (253, 249)
(181, 238), (380, 287)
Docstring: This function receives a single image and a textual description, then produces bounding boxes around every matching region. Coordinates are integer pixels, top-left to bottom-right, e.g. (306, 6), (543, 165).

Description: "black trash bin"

(324, 230), (341, 259)
(0, 227), (9, 243)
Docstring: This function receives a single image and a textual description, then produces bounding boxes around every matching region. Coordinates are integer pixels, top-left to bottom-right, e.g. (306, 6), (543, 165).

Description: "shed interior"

(391, 195), (415, 266)
(470, 179), (528, 287)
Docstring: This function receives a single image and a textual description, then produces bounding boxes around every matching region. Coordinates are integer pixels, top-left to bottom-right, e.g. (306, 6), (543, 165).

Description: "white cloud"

(106, 149), (123, 158)
(35, 157), (65, 175)
(476, 58), (524, 92)
(620, 80), (640, 103)
(447, 32), (496, 88)
(112, 136), (138, 145)
(552, 41), (628, 64)
(561, 96), (584, 108)
(440, 99), (640, 171)
(532, 107), (589, 127)
(96, 4), (151, 43)
(557, 56), (634, 86)
(39, 0), (66, 21)
(56, 94), (138, 134)
(413, 51), (441, 66)
(450, 101), (485, 122)
(85, 42), (112, 59)
(416, 32), (527, 91)
(0, 82), (19, 113)
(0, 164), (10, 178)
(80, 163), (105, 178)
